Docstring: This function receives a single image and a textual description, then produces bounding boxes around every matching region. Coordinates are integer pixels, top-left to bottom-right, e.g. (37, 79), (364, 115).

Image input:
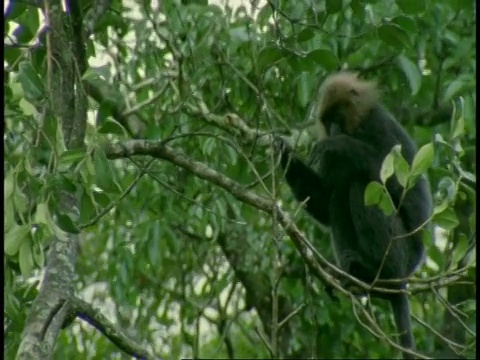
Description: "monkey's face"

(329, 123), (343, 136)
(320, 104), (347, 136)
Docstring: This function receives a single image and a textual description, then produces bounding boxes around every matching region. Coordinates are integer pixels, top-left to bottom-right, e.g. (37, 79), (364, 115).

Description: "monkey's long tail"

(390, 293), (415, 359)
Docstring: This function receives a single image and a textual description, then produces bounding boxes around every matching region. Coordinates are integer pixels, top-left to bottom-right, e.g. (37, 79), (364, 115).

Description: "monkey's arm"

(311, 135), (382, 183)
(274, 137), (331, 226)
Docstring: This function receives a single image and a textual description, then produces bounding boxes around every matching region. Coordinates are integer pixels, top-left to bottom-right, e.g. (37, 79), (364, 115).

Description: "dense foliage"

(4, 0), (475, 359)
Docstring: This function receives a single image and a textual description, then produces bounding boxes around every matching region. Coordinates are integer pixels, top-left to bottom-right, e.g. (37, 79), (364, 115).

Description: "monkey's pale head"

(318, 72), (378, 135)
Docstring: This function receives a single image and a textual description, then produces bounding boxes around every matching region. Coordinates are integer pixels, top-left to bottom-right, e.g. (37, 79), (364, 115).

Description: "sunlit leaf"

(5, 224), (30, 256)
(433, 208), (459, 230)
(364, 181), (395, 216)
(411, 143), (434, 177)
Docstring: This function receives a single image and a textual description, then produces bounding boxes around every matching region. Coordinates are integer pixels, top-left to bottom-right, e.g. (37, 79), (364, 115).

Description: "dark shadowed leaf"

(326, 0), (343, 13)
(17, 61), (45, 102)
(377, 24), (411, 49)
(258, 46), (287, 71)
(98, 119), (128, 135)
(396, 0), (426, 14)
(56, 213), (79, 234)
(297, 28), (316, 42)
(391, 15), (417, 33)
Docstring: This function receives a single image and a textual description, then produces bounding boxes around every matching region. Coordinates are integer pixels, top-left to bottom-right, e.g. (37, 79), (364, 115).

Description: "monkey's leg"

(349, 181), (416, 358)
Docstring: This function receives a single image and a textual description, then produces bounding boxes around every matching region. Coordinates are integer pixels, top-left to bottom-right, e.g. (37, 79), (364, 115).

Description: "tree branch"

(67, 297), (152, 359)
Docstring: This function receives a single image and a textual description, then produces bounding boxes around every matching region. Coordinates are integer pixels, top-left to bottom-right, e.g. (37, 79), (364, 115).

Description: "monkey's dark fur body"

(275, 72), (432, 359)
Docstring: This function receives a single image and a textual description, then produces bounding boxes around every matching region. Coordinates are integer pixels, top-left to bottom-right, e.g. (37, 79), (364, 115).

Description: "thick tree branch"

(17, 1), (80, 357)
(67, 297), (152, 359)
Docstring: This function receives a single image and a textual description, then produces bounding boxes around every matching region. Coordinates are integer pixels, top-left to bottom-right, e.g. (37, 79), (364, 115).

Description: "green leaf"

(5, 2), (26, 20)
(96, 102), (115, 127)
(433, 199), (449, 216)
(462, 94), (475, 124)
(56, 213), (79, 234)
(434, 133), (452, 148)
(92, 191), (112, 208)
(19, 239), (35, 277)
(350, 0), (365, 18)
(17, 61), (45, 102)
(428, 239), (445, 268)
(202, 137), (216, 156)
(32, 241), (45, 268)
(5, 199), (15, 233)
(364, 181), (395, 216)
(326, 0), (343, 13)
(365, 181), (384, 205)
(93, 147), (115, 192)
(98, 119), (128, 135)
(452, 116), (465, 139)
(377, 24), (410, 49)
(451, 0), (474, 11)
(80, 191), (96, 225)
(296, 72), (312, 108)
(17, 6), (40, 41)
(4, 171), (15, 199)
(58, 148), (87, 171)
(33, 203), (51, 226)
(433, 208), (459, 230)
(5, 224), (30, 256)
(443, 79), (470, 102)
(396, 0), (426, 14)
(288, 56), (316, 73)
(391, 16), (417, 33)
(380, 151), (395, 184)
(288, 2), (307, 19)
(305, 49), (339, 71)
(258, 46), (287, 71)
(393, 151), (410, 188)
(396, 54), (422, 95)
(411, 143), (434, 177)
(297, 28), (315, 42)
